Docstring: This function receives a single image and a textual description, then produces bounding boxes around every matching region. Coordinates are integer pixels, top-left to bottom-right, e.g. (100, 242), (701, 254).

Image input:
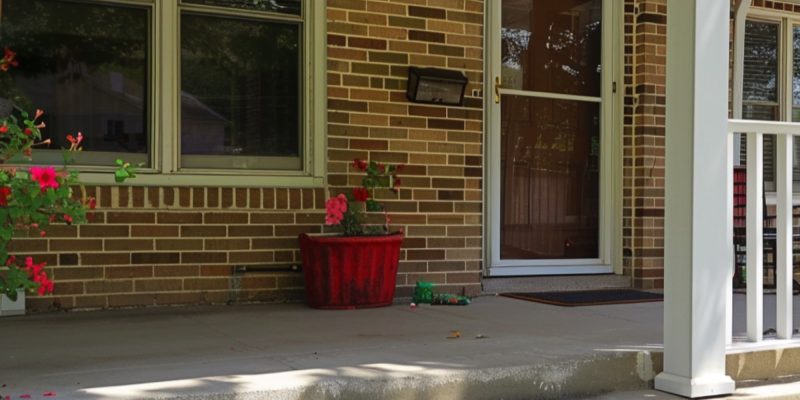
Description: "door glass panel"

(500, 95), (600, 260)
(501, 0), (602, 96)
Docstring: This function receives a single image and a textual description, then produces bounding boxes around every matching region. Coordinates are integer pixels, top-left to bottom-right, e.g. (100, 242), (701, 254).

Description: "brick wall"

(326, 0), (484, 298)
(21, 0), (485, 312)
(623, 0), (667, 289)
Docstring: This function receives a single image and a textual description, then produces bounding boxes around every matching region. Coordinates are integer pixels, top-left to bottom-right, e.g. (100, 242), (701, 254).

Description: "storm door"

(487, 0), (617, 275)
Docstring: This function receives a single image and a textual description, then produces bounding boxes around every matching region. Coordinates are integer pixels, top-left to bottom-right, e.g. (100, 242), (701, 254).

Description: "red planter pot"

(298, 232), (403, 309)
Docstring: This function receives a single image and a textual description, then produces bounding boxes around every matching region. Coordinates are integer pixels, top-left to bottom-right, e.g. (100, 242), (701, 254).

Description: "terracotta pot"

(298, 233), (403, 309)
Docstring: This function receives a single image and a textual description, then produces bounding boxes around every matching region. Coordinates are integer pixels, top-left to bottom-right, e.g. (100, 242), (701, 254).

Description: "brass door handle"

(494, 76), (502, 104)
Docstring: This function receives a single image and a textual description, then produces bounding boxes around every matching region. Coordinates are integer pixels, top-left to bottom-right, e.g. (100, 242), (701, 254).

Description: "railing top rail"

(729, 119), (800, 136)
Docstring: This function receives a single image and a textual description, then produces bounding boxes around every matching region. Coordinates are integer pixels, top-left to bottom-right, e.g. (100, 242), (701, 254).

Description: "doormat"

(500, 289), (663, 307)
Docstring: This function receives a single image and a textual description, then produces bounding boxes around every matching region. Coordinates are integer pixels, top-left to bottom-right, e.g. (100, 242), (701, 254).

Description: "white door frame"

(484, 0), (623, 277)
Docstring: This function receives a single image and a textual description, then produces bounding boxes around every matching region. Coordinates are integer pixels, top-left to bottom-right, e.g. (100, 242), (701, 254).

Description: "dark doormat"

(500, 289), (663, 307)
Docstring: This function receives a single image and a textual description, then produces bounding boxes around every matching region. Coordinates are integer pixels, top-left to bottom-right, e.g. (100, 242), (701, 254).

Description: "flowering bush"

(325, 159), (403, 236)
(0, 48), (93, 301)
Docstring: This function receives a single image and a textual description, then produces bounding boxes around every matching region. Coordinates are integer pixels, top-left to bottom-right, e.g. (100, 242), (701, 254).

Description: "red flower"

(377, 163), (385, 173)
(30, 166), (59, 191)
(352, 158), (367, 171)
(0, 126), (8, 134)
(1, 47), (18, 71)
(353, 187), (369, 202)
(87, 197), (97, 209)
(0, 186), (10, 206)
(23, 127), (32, 136)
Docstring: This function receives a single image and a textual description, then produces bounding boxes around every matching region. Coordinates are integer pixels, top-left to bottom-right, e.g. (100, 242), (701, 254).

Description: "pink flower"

(30, 166), (59, 191)
(325, 194), (348, 226)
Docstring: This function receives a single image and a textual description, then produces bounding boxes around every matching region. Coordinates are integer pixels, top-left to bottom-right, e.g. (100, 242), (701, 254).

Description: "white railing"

(728, 119), (800, 346)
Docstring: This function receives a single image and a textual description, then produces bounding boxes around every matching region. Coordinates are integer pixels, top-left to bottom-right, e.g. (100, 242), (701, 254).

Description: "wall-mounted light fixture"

(406, 67), (468, 106)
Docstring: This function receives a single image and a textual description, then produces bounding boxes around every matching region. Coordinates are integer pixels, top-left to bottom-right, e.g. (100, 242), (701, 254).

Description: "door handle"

(494, 76), (502, 104)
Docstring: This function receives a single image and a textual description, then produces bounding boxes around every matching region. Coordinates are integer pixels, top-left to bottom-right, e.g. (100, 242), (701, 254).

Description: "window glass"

(744, 21), (779, 104)
(180, 13), (301, 170)
(182, 0), (301, 15)
(743, 20), (780, 185)
(501, 0), (602, 97)
(0, 0), (150, 166)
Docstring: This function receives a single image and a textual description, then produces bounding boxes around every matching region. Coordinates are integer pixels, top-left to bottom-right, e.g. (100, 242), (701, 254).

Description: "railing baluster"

(747, 131), (764, 342)
(777, 134), (793, 339)
(726, 130), (734, 345)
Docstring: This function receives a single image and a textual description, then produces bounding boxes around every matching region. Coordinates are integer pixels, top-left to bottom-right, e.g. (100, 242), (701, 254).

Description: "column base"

(655, 372), (735, 398)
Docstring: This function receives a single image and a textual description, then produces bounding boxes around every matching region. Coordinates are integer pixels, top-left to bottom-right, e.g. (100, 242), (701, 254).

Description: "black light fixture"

(406, 67), (468, 106)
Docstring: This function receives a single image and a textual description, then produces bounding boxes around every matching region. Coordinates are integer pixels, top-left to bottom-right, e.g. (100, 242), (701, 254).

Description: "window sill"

(76, 171), (325, 188)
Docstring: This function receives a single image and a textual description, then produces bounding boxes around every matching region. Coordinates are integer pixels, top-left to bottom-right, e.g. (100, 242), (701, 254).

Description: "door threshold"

(482, 274), (631, 295)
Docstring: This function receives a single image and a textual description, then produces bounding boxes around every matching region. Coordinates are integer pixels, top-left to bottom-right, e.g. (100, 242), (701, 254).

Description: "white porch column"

(654, 1), (736, 398)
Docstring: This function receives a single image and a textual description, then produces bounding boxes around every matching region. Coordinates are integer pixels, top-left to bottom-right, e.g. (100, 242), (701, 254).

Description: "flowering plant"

(325, 159), (403, 236)
(0, 48), (93, 301)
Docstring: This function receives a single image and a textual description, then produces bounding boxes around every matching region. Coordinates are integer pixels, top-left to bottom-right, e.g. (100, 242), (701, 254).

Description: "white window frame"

(14, 0), (326, 188)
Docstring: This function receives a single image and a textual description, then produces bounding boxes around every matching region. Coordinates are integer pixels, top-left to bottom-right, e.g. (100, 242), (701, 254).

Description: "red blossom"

(23, 128), (32, 136)
(352, 187), (369, 202)
(0, 47), (18, 72)
(0, 126), (8, 134)
(352, 158), (367, 171)
(0, 186), (10, 206)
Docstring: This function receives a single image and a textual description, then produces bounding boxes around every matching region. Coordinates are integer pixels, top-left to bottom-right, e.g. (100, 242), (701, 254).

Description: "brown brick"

(132, 187), (145, 207)
(192, 188), (205, 208)
(44, 225), (78, 238)
(81, 253), (131, 266)
(132, 225), (179, 237)
(106, 211), (156, 224)
(200, 265), (233, 277)
(53, 281), (85, 295)
(105, 239), (154, 251)
(348, 37), (387, 50)
(184, 278), (229, 291)
(55, 266), (104, 280)
(108, 294), (154, 307)
(229, 251), (275, 264)
(106, 266), (154, 279)
(81, 225), (129, 238)
(148, 187), (160, 207)
(181, 226), (226, 237)
(252, 238), (298, 249)
(207, 188), (219, 208)
(204, 212), (249, 224)
(204, 239), (250, 251)
(135, 279), (183, 292)
(250, 213), (294, 224)
(155, 264), (199, 277)
(409, 5), (446, 19)
(229, 225), (273, 237)
(86, 280), (133, 294)
(158, 212), (203, 224)
(50, 239), (102, 252)
(132, 252), (180, 264)
(156, 239), (204, 251)
(163, 187), (175, 206)
(182, 252), (227, 264)
(409, 30), (446, 43)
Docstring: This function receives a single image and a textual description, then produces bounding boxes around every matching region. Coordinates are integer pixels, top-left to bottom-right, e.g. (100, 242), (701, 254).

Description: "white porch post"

(654, 0), (736, 398)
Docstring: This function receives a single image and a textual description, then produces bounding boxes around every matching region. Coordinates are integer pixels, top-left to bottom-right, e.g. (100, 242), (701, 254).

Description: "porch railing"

(728, 119), (800, 345)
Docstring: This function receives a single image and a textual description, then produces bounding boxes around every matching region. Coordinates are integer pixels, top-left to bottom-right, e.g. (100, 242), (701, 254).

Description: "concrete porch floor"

(1, 294), (799, 400)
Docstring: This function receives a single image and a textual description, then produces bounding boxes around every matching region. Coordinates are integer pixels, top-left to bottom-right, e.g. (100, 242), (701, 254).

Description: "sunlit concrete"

(2, 294), (800, 399)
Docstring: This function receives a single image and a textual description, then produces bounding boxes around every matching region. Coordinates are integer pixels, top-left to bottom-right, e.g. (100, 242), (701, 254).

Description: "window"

(0, 0), (325, 187)
(742, 17), (800, 190)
